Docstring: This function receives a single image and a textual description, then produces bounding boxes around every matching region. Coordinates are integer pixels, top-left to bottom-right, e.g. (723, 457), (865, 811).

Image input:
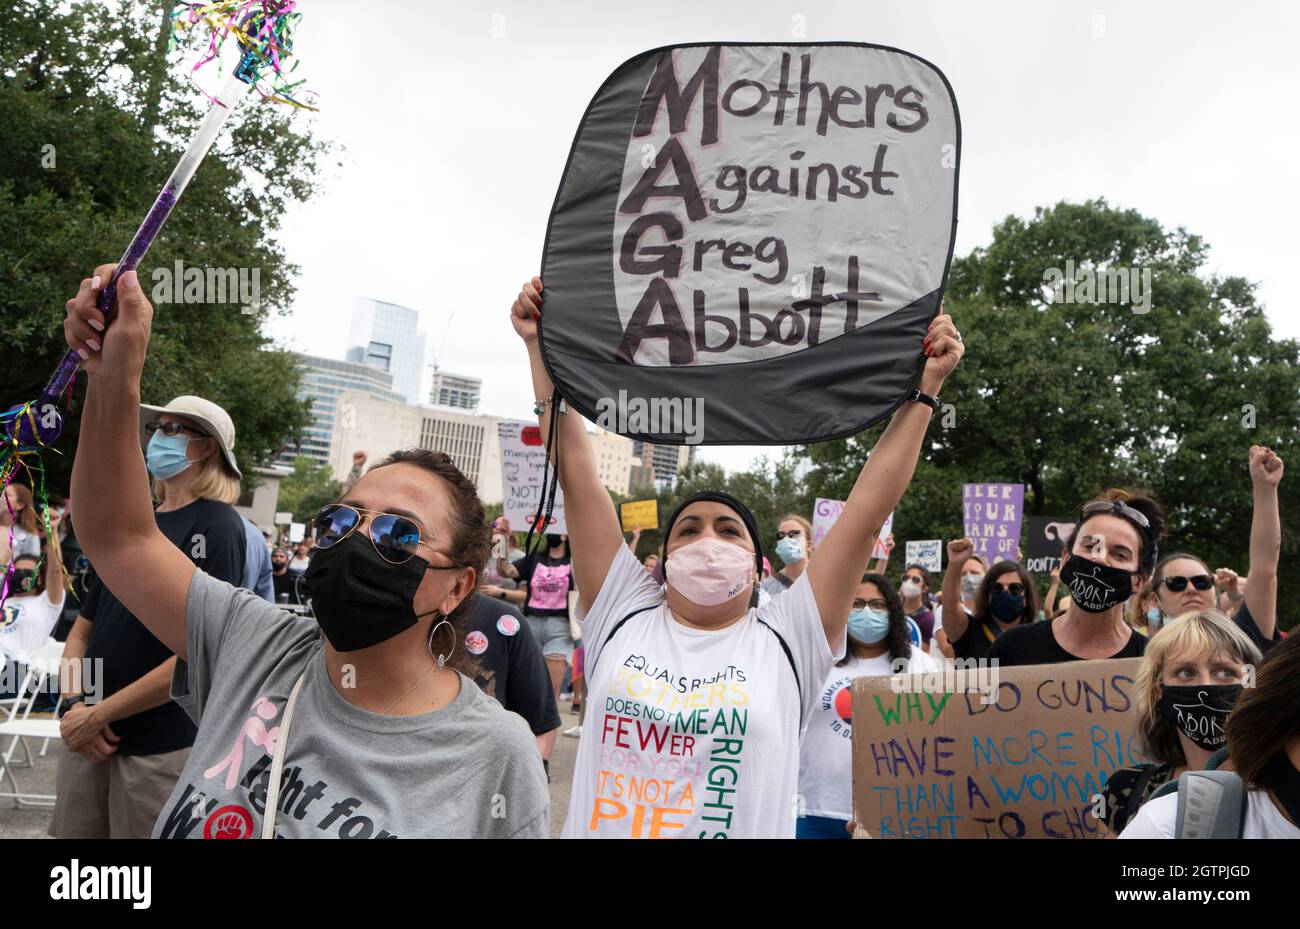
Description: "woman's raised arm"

(511, 277), (626, 608)
(64, 265), (195, 659)
(807, 313), (964, 649)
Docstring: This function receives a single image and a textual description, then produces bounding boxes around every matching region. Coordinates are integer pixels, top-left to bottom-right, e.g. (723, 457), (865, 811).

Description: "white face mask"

(960, 574), (984, 600)
(901, 579), (922, 598)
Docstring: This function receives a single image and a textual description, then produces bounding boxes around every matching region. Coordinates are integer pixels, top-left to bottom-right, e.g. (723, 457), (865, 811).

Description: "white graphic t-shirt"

(0, 588), (63, 665)
(798, 647), (941, 821)
(563, 544), (842, 839)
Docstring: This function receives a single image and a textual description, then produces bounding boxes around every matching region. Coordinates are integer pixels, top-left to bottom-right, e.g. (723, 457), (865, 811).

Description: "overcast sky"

(262, 0), (1300, 474)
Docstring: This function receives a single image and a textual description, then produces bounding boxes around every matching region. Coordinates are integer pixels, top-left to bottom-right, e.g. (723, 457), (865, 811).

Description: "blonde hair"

(1133, 609), (1262, 765)
(778, 513), (816, 557)
(153, 452), (241, 506)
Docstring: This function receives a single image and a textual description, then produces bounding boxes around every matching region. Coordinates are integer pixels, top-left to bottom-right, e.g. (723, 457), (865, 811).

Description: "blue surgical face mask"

(848, 607), (890, 645)
(146, 431), (195, 480)
(774, 536), (806, 565)
(1146, 607), (1163, 631)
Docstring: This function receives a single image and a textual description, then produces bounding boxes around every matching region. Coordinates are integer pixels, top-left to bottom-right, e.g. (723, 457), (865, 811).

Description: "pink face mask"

(665, 536), (755, 606)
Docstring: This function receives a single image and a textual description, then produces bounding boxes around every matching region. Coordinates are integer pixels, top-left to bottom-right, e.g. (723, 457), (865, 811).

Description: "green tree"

(804, 200), (1300, 627)
(0, 0), (330, 490)
(274, 456), (340, 526)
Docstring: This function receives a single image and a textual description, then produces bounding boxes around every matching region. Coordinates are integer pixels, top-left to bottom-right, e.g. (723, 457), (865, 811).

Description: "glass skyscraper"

(346, 298), (428, 405)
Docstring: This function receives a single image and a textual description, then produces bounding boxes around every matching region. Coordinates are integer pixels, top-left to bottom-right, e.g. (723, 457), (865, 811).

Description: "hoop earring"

(427, 616), (454, 670)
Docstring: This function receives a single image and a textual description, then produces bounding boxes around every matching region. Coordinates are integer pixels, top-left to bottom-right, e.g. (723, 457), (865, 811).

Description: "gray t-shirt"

(153, 569), (549, 839)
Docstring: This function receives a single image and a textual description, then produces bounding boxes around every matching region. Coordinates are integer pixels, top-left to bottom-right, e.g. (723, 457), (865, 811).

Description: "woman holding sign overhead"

(987, 490), (1165, 666)
(510, 276), (964, 838)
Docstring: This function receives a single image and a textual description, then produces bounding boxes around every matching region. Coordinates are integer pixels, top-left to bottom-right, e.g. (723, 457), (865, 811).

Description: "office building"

(279, 355), (406, 467)
(346, 298), (428, 405)
(430, 370), (482, 412)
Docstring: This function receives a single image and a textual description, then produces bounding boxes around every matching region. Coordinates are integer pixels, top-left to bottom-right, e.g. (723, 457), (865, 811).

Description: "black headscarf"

(662, 490), (764, 577)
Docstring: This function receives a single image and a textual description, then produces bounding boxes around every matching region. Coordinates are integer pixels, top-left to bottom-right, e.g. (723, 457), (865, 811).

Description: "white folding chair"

(0, 639), (64, 807)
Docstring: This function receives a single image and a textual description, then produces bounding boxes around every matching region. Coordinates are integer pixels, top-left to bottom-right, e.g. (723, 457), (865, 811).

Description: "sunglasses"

(995, 582), (1026, 596)
(852, 598), (888, 612)
(775, 529), (804, 540)
(314, 504), (458, 567)
(146, 421), (209, 439)
(1080, 499), (1150, 529)
(903, 574), (925, 584)
(1162, 574), (1214, 593)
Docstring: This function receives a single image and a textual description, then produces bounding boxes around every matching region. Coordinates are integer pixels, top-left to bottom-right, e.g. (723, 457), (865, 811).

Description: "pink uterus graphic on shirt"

(529, 563), (571, 611)
(204, 696), (281, 791)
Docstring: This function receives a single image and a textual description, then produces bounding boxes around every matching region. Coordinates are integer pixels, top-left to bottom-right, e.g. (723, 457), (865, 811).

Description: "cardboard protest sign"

(851, 658), (1145, 839)
(905, 539), (942, 573)
(541, 43), (960, 444)
(812, 497), (845, 547)
(499, 420), (567, 533)
(620, 499), (659, 531)
(1025, 515), (1077, 574)
(962, 483), (1024, 563)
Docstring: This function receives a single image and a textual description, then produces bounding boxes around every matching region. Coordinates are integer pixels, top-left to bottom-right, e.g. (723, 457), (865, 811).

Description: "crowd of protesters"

(0, 265), (1291, 841)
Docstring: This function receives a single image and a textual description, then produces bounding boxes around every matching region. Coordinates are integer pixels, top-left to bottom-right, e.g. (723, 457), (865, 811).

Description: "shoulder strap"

(1122, 764), (1161, 829)
(754, 618), (802, 708)
(261, 671), (307, 840)
(588, 607), (803, 708)
(1174, 770), (1248, 839)
(1205, 746), (1230, 771)
(587, 604), (659, 680)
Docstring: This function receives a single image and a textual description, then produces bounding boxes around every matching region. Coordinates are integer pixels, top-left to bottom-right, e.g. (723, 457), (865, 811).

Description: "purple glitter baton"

(19, 72), (253, 450)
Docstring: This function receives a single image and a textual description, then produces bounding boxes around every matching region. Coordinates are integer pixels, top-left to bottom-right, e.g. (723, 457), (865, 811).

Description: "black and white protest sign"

(541, 43), (960, 444)
(1025, 515), (1078, 574)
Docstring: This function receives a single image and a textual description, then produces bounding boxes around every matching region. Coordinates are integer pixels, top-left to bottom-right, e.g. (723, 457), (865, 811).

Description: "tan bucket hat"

(139, 395), (241, 479)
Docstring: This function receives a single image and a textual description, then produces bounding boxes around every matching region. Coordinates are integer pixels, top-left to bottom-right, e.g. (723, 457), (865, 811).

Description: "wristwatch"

(57, 695), (85, 717)
(908, 387), (941, 411)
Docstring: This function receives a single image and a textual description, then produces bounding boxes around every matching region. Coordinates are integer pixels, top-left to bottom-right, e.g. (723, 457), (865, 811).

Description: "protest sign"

(1025, 515), (1077, 574)
(499, 420), (567, 533)
(620, 499), (659, 532)
(872, 511), (895, 560)
(811, 497), (845, 547)
(288, 522), (305, 544)
(905, 539), (942, 573)
(962, 483), (1024, 563)
(851, 658), (1145, 839)
(541, 43), (960, 444)
(274, 511), (292, 526)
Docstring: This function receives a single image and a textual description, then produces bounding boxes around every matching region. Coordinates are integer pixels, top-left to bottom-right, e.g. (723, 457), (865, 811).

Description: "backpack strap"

(586, 604), (659, 680)
(755, 618), (802, 708)
(1174, 770), (1248, 839)
(1204, 746), (1230, 771)
(588, 606), (802, 709)
(1121, 764), (1162, 831)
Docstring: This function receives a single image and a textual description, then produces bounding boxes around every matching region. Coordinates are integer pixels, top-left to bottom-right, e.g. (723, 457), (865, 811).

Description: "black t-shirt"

(1232, 601), (1281, 655)
(949, 609), (1007, 662)
(512, 553), (575, 618)
(82, 498), (246, 755)
(985, 618), (1146, 667)
(465, 595), (561, 736)
(271, 569), (303, 605)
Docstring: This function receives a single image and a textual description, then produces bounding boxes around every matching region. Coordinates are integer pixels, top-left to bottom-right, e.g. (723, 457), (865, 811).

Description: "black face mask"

(1156, 684), (1241, 751)
(1259, 752), (1300, 827)
(990, 589), (1024, 623)
(545, 533), (564, 550)
(1059, 554), (1133, 613)
(6, 569), (36, 593)
(303, 533), (442, 652)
